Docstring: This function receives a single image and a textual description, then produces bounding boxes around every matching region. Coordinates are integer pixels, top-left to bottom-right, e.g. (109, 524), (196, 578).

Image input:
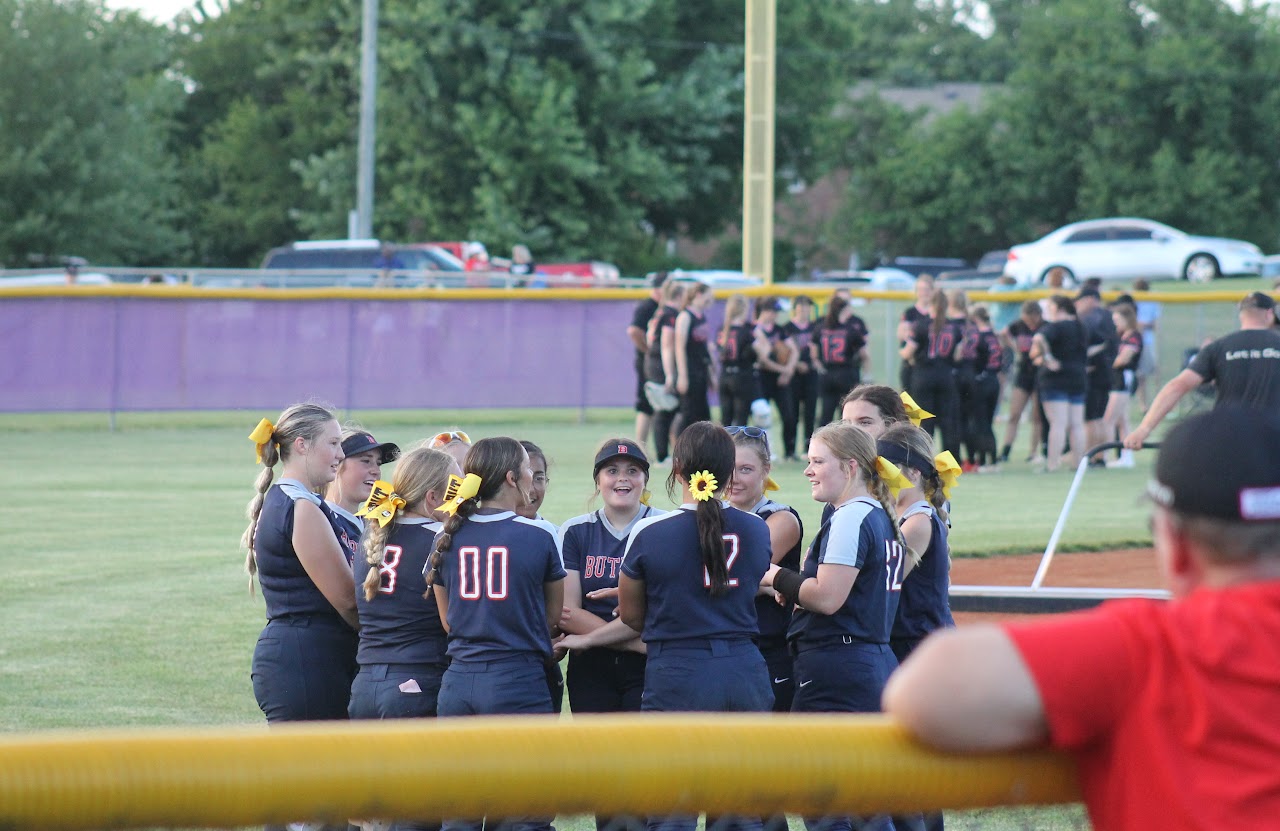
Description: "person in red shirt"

(884, 405), (1280, 831)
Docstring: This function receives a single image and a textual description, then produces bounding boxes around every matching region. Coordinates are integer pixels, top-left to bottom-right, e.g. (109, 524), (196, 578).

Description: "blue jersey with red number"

(788, 496), (903, 645)
(354, 517), (448, 665)
(560, 506), (666, 620)
(621, 504), (771, 643)
(255, 479), (354, 621)
(326, 502), (364, 566)
(435, 511), (566, 662)
(747, 497), (803, 638)
(891, 501), (954, 641)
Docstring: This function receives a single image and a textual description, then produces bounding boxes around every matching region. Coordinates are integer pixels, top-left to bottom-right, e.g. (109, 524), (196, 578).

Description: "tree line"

(2, 0), (1278, 275)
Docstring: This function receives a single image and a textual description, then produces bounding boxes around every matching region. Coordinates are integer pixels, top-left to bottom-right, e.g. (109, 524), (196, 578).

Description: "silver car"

(1004, 217), (1262, 286)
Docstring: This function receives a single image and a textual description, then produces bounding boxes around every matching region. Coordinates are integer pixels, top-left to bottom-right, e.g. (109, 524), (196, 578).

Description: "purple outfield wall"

(0, 297), (641, 412)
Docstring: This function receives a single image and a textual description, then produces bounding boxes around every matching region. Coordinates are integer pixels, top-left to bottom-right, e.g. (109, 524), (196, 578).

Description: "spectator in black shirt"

(627, 272), (667, 453)
(1033, 296), (1088, 472)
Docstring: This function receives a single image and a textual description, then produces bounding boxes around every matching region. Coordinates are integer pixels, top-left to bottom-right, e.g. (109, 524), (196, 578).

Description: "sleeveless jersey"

(747, 497), (803, 639)
(621, 504), (771, 643)
(255, 479), (353, 621)
(788, 496), (903, 645)
(436, 511), (566, 662)
(891, 501), (954, 641)
(560, 506), (666, 620)
(354, 517), (448, 665)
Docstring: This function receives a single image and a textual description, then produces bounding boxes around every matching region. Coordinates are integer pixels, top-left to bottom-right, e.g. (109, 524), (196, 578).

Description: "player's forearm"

(561, 606), (608, 635)
(584, 617), (641, 647)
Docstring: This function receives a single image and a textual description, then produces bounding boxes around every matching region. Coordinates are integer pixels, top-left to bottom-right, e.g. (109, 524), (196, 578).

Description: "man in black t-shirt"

(627, 272), (667, 453)
(1077, 288), (1118, 462)
(1126, 292), (1280, 449)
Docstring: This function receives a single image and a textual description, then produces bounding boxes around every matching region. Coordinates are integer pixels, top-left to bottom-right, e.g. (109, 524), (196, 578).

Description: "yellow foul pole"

(743, 0), (777, 284)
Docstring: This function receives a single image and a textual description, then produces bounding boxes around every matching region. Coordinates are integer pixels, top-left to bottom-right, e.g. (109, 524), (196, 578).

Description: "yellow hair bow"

(934, 451), (962, 500)
(899, 392), (936, 427)
(689, 470), (719, 502)
(874, 456), (913, 500)
(249, 418), (275, 465)
(640, 488), (653, 506)
(356, 480), (406, 528)
(439, 473), (482, 517)
(765, 475), (781, 493)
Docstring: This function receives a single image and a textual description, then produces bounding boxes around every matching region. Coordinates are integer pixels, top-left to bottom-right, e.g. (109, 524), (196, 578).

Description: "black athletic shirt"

(1038, 319), (1088, 394)
(818, 317), (869, 368)
(1188, 328), (1280, 409)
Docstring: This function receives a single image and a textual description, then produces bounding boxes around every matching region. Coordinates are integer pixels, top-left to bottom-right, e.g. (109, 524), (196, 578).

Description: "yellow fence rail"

(0, 715), (1079, 830)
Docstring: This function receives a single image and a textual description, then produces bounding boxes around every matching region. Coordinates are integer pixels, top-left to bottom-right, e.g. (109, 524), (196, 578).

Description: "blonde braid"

(240, 440), (279, 582)
(921, 470), (950, 526)
(362, 519), (392, 601)
(867, 469), (919, 568)
(423, 498), (478, 596)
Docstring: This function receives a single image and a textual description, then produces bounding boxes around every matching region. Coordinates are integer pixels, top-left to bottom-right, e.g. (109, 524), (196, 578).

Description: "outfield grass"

(4, 406), (1154, 829)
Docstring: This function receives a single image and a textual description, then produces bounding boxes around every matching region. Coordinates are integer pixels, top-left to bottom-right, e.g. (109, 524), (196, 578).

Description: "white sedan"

(1003, 217), (1262, 286)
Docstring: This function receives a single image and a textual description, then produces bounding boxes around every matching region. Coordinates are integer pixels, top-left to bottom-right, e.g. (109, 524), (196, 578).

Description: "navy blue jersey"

(326, 501), (364, 567)
(747, 498), (803, 638)
(817, 317), (868, 368)
(436, 511), (566, 662)
(891, 501), (954, 641)
(621, 504), (771, 643)
(354, 517), (449, 666)
(560, 507), (666, 620)
(788, 496), (903, 645)
(255, 479), (353, 621)
(719, 323), (758, 369)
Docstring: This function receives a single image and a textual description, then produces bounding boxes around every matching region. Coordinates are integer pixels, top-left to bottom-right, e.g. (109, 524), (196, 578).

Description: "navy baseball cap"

(594, 440), (649, 475)
(341, 431), (400, 465)
(1239, 291), (1276, 311)
(1147, 407), (1280, 522)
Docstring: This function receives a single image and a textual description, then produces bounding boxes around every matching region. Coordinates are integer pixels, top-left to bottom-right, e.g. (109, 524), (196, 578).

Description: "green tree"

(0, 0), (187, 266)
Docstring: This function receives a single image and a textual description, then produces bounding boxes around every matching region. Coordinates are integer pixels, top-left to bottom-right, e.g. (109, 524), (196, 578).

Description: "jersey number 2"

(459, 546), (509, 600)
(702, 533), (741, 588)
(884, 540), (905, 592)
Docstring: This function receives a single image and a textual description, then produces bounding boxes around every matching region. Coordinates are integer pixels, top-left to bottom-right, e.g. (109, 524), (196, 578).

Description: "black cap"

(341, 432), (400, 465)
(1148, 406), (1280, 522)
(1075, 287), (1101, 301)
(594, 440), (650, 475)
(1239, 291), (1276, 311)
(649, 271), (669, 289)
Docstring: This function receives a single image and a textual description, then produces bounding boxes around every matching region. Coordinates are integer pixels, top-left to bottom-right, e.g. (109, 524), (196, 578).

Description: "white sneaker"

(1106, 455), (1135, 469)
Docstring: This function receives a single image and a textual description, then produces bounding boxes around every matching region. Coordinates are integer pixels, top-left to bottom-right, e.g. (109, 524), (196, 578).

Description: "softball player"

(785, 295), (821, 452)
(516, 439), (566, 712)
(763, 421), (913, 831)
(903, 291), (963, 454)
(350, 447), (458, 722)
(558, 439), (663, 831)
(998, 302), (1044, 464)
(755, 298), (800, 460)
(675, 282), (715, 428)
(426, 437), (565, 831)
(618, 421), (773, 831)
(243, 403), (359, 724)
(717, 295), (769, 427)
(725, 425), (802, 712)
(645, 280), (687, 464)
(324, 427), (400, 565)
(816, 296), (871, 427)
(428, 428), (471, 470)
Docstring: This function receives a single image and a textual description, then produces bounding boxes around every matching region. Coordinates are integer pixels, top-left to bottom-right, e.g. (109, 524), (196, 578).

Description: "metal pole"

(355, 0), (378, 239)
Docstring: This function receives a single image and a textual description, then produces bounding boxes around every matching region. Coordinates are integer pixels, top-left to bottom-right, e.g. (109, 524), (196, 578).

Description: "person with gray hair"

(884, 406), (1280, 831)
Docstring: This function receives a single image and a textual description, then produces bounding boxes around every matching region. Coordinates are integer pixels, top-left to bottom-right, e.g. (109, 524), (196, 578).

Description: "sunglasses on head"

(725, 426), (770, 447)
(430, 430), (471, 447)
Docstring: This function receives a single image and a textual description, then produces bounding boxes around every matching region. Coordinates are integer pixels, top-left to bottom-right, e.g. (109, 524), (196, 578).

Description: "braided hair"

(879, 423), (949, 525)
(361, 448), (454, 601)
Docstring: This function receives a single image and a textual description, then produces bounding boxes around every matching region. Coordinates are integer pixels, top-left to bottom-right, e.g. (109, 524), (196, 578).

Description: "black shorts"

(1013, 366), (1037, 394)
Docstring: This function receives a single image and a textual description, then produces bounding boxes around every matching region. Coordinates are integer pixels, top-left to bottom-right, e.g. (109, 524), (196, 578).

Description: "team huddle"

(243, 384), (962, 831)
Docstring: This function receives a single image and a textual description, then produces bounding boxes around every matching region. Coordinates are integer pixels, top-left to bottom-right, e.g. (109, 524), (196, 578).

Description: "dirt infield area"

(952, 548), (1163, 625)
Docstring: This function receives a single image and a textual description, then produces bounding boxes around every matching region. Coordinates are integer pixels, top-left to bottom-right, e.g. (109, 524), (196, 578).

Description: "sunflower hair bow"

(874, 456), (913, 500)
(899, 392), (936, 427)
(689, 470), (719, 502)
(933, 451), (962, 499)
(439, 473), (483, 517)
(249, 418), (276, 465)
(356, 480), (406, 528)
(765, 475), (781, 493)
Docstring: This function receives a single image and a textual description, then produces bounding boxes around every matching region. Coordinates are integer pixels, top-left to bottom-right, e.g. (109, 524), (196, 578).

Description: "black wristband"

(772, 568), (806, 607)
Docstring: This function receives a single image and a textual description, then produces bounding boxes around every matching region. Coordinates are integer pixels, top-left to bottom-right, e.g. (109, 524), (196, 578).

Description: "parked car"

(873, 256), (969, 279)
(260, 239), (463, 287)
(813, 269), (916, 291)
(669, 269), (764, 288)
(1261, 254), (1280, 281)
(936, 250), (1009, 287)
(1003, 218), (1263, 286)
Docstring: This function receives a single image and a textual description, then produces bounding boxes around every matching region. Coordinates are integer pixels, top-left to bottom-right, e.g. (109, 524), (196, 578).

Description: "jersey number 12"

(702, 533), (741, 589)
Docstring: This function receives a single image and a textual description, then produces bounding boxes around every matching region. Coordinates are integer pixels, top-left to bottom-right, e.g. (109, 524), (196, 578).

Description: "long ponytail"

(669, 422), (736, 596)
